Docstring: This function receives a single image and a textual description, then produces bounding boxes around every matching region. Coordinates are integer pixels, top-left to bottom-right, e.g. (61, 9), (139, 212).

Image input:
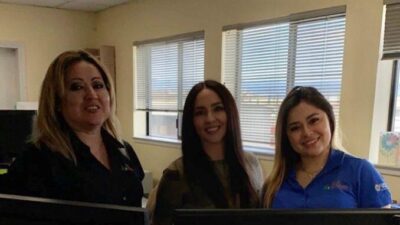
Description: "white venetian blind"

(292, 14), (346, 123)
(383, 3), (400, 60)
(223, 13), (346, 152)
(392, 61), (400, 131)
(135, 34), (204, 112)
(223, 23), (290, 150)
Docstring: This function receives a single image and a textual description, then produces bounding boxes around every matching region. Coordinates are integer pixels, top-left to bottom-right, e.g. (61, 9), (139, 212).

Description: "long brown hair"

(262, 86), (335, 207)
(182, 80), (258, 207)
(31, 50), (120, 163)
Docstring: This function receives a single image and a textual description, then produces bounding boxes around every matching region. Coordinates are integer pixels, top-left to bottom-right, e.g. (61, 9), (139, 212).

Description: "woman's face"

(193, 88), (227, 147)
(286, 101), (331, 158)
(61, 61), (111, 133)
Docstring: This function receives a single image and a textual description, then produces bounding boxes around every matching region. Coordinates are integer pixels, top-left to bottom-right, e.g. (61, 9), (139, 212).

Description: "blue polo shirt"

(272, 149), (392, 208)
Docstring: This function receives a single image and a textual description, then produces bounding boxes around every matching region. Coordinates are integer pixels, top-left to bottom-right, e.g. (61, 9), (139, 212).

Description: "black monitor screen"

(0, 193), (149, 225)
(0, 110), (36, 165)
(174, 208), (400, 225)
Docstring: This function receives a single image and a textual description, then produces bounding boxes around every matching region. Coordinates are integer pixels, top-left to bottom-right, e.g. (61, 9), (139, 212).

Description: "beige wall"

(95, 0), (400, 200)
(0, 3), (96, 101)
(2, 0), (398, 201)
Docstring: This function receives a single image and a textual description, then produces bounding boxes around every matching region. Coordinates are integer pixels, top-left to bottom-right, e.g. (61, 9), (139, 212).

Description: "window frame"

(134, 31), (205, 142)
(222, 8), (346, 154)
(388, 60), (400, 131)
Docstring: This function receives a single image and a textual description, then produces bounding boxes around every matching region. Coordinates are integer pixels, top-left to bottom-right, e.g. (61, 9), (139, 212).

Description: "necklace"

(299, 166), (323, 179)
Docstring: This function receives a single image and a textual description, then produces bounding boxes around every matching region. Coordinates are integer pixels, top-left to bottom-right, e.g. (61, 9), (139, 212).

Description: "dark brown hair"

(182, 80), (257, 207)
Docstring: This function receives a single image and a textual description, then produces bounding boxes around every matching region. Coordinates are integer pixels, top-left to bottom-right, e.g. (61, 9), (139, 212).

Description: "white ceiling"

(0, 0), (130, 12)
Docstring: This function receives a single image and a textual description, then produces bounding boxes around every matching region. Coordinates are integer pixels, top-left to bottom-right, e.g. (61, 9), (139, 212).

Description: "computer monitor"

(0, 193), (149, 225)
(0, 110), (36, 166)
(174, 208), (400, 225)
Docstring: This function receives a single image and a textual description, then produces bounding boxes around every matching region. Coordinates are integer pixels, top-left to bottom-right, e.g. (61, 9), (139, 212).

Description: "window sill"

(375, 164), (400, 177)
(243, 146), (275, 161)
(132, 136), (276, 161)
(133, 135), (181, 149)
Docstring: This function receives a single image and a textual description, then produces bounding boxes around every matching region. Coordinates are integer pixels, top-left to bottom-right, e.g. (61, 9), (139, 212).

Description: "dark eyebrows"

(287, 121), (299, 127)
(287, 112), (320, 127)
(306, 112), (320, 120)
(194, 106), (204, 111)
(195, 101), (223, 109)
(211, 102), (223, 107)
(91, 76), (103, 81)
(67, 78), (83, 84)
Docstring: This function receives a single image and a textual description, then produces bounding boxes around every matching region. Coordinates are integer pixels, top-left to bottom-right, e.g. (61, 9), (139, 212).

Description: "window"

(388, 61), (400, 131)
(135, 32), (205, 140)
(223, 10), (346, 153)
(385, 2), (400, 132)
(382, 3), (400, 60)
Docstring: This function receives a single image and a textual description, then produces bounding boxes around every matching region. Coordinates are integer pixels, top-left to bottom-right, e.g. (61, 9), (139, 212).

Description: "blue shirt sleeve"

(358, 159), (392, 207)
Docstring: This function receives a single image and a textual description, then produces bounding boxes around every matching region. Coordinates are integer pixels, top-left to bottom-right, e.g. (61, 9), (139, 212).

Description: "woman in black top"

(3, 50), (144, 207)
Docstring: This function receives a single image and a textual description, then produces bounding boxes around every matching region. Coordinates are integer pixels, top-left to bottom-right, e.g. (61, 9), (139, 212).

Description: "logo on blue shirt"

(323, 180), (349, 191)
(375, 182), (388, 192)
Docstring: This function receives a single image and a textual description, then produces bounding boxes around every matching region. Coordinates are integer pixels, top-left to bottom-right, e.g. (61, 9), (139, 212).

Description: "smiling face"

(286, 101), (331, 158)
(61, 61), (111, 133)
(193, 88), (227, 148)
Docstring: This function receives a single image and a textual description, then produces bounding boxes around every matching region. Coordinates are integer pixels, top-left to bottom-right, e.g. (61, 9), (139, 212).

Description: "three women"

(2, 50), (391, 213)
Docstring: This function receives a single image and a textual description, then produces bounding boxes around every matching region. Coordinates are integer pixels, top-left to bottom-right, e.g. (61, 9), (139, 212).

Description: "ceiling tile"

(0, 0), (67, 7)
(0, 0), (130, 12)
(59, 1), (108, 12)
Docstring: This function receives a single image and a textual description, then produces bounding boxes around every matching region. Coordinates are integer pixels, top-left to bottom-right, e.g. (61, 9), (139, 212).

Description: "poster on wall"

(379, 132), (400, 166)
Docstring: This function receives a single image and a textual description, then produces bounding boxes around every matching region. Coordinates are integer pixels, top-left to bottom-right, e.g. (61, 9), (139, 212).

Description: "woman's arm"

(124, 141), (145, 180)
(2, 147), (54, 197)
(244, 152), (264, 196)
(152, 165), (185, 225)
(358, 159), (392, 208)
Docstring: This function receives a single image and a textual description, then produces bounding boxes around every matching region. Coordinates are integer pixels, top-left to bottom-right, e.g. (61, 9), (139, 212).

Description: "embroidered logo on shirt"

(323, 180), (349, 191)
(121, 164), (134, 172)
(375, 183), (388, 192)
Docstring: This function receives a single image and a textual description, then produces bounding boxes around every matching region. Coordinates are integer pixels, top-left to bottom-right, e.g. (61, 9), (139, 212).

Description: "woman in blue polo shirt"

(262, 86), (392, 208)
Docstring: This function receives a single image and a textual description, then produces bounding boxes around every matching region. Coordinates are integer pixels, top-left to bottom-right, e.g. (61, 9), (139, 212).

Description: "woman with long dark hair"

(152, 80), (263, 225)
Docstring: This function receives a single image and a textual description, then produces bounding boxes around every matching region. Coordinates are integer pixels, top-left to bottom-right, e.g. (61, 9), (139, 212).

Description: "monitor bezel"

(174, 208), (400, 225)
(0, 110), (37, 165)
(0, 193), (149, 225)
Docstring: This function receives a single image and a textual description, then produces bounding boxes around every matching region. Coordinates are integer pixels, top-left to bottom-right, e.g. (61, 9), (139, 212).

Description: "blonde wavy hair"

(262, 86), (336, 207)
(31, 50), (121, 163)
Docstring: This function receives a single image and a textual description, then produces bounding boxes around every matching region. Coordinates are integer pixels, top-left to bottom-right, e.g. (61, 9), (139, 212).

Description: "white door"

(0, 47), (19, 109)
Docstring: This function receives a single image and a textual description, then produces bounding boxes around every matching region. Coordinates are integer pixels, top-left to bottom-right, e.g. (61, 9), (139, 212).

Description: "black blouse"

(1, 129), (144, 207)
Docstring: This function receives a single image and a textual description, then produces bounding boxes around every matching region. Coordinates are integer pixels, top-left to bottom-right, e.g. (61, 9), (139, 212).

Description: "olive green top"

(151, 152), (264, 225)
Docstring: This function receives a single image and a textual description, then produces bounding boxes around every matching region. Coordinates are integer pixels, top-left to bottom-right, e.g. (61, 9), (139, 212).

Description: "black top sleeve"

(124, 141), (145, 181)
(0, 145), (64, 197)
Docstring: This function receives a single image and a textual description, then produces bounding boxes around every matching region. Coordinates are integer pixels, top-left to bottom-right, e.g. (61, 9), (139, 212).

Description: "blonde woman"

(263, 86), (391, 208)
(3, 50), (144, 206)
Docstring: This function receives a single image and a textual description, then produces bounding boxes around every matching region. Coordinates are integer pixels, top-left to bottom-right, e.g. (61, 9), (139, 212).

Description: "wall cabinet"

(85, 46), (116, 88)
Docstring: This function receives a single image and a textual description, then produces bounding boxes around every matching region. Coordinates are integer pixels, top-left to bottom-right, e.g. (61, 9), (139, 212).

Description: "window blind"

(292, 15), (345, 122)
(383, 3), (400, 60)
(135, 36), (204, 112)
(390, 61), (400, 131)
(223, 23), (290, 150)
(223, 13), (345, 152)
